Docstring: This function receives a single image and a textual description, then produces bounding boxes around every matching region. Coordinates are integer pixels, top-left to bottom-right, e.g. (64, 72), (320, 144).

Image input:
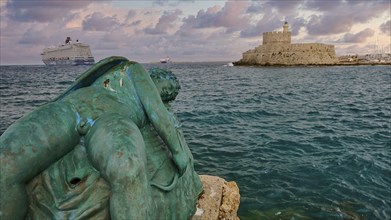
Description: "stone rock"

(192, 175), (240, 220)
(220, 181), (240, 220)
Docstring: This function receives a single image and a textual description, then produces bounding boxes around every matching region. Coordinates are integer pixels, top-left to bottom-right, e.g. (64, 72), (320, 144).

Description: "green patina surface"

(0, 57), (203, 219)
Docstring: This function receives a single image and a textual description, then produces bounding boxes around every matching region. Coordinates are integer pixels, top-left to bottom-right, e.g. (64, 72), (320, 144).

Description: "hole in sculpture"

(104, 79), (110, 88)
(70, 177), (81, 185)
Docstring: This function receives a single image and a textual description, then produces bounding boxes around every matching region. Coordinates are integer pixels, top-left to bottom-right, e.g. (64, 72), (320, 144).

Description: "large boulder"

(192, 175), (240, 220)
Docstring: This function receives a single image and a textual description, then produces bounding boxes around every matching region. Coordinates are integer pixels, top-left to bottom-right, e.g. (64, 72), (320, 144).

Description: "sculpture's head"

(149, 68), (181, 102)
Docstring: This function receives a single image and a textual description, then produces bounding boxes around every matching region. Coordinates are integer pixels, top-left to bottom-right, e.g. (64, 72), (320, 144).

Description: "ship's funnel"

(65, 37), (72, 44)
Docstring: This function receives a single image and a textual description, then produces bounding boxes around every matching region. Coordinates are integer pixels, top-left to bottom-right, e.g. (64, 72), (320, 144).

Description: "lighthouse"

(283, 21), (289, 33)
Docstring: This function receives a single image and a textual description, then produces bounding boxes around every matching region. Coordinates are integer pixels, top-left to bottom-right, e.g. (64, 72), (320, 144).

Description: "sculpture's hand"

(173, 151), (188, 176)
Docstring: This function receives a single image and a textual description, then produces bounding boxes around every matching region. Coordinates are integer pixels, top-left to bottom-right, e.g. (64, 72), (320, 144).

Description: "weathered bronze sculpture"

(0, 57), (203, 219)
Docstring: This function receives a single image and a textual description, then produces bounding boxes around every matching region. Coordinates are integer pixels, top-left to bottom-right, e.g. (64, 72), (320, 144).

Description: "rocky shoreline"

(233, 60), (391, 67)
(192, 175), (240, 220)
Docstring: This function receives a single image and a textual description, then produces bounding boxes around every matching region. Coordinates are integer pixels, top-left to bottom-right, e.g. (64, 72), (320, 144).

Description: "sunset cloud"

(306, 1), (389, 35)
(338, 28), (375, 43)
(144, 9), (182, 35)
(178, 1), (250, 32)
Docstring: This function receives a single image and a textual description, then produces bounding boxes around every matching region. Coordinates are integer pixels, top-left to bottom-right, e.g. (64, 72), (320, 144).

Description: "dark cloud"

(265, 0), (304, 14)
(214, 1), (249, 30)
(124, 10), (142, 27)
(242, 1), (303, 37)
(152, 0), (194, 7)
(179, 1), (250, 32)
(18, 28), (48, 44)
(307, 14), (353, 35)
(240, 20), (281, 38)
(338, 28), (375, 43)
(240, 12), (282, 38)
(380, 20), (391, 35)
(175, 15), (196, 37)
(239, 26), (262, 38)
(304, 0), (342, 11)
(247, 1), (303, 16)
(131, 20), (142, 27)
(5, 0), (99, 23)
(286, 18), (306, 36)
(144, 9), (182, 35)
(151, 0), (169, 6)
(306, 0), (389, 12)
(241, 18), (306, 39)
(242, 1), (304, 38)
(126, 10), (137, 20)
(306, 1), (389, 35)
(82, 12), (121, 31)
(246, 3), (264, 13)
(245, 0), (389, 37)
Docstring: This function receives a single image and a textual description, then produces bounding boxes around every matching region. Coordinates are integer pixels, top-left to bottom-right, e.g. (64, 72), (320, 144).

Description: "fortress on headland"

(234, 22), (339, 66)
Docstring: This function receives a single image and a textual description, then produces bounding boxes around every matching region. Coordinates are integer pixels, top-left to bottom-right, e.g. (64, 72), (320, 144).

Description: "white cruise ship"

(41, 37), (95, 66)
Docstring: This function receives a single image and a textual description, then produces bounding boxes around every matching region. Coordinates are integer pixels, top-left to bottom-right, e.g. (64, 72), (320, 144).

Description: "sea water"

(1, 63), (390, 219)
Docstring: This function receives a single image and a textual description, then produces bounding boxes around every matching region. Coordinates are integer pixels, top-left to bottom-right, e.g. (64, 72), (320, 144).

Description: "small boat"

(160, 57), (171, 63)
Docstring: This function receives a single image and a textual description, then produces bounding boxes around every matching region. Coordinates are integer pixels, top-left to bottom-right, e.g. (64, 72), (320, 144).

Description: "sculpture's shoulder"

(54, 56), (129, 101)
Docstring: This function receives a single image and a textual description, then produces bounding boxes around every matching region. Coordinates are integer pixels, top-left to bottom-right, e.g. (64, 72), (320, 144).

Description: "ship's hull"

(42, 57), (95, 66)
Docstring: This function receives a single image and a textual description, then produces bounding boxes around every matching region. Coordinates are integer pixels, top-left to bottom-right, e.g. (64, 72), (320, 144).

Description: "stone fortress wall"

(236, 22), (339, 66)
(262, 31), (291, 45)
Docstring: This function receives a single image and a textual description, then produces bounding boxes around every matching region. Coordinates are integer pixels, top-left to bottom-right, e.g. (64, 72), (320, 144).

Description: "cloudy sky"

(1, 0), (390, 65)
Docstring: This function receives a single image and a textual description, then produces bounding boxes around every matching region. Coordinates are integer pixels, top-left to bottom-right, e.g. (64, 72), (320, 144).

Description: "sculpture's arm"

(128, 62), (188, 176)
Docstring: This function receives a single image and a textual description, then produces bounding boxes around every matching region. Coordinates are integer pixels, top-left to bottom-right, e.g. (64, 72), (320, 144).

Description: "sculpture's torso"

(61, 62), (148, 131)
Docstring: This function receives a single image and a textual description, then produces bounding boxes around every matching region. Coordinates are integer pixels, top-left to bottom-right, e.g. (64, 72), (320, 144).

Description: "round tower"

(283, 21), (289, 32)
